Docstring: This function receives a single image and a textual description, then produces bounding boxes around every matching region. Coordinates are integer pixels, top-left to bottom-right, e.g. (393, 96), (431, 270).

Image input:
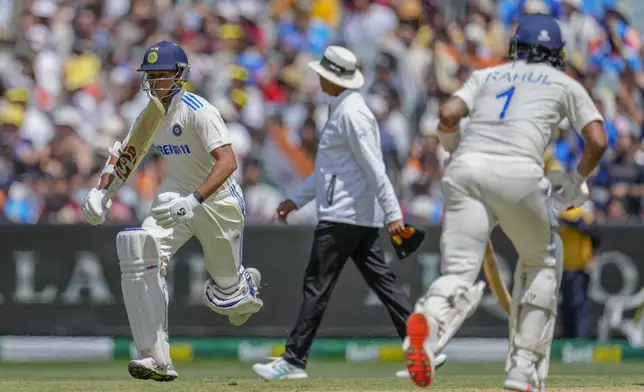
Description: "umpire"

(252, 46), (413, 380)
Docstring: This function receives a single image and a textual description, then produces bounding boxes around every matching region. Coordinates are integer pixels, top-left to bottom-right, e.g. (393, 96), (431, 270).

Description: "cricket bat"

(102, 97), (166, 205)
(483, 241), (511, 315)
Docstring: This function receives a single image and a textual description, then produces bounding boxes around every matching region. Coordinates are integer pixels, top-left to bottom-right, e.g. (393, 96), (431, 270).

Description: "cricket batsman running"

(404, 15), (607, 391)
(81, 41), (263, 381)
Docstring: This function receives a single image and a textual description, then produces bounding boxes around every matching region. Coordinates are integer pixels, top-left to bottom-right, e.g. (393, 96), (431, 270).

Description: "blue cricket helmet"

(509, 13), (566, 69)
(138, 41), (190, 74)
(514, 13), (564, 48)
(138, 41), (190, 98)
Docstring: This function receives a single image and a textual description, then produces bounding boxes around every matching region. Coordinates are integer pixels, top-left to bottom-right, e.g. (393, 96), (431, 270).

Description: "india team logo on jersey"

(172, 123), (182, 136)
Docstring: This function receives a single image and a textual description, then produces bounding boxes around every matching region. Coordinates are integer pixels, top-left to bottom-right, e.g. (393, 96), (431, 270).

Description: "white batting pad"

(415, 275), (486, 354)
(506, 256), (562, 389)
(117, 228), (171, 367)
(202, 272), (263, 317)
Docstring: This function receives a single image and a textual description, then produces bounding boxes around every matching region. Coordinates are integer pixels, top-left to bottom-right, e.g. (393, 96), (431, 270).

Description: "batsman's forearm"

(98, 174), (115, 190)
(577, 144), (606, 177)
(98, 157), (118, 190)
(439, 97), (469, 130)
(577, 121), (608, 178)
(197, 160), (237, 200)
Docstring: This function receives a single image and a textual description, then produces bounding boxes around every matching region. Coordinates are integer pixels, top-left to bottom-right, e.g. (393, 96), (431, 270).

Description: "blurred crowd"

(0, 0), (644, 225)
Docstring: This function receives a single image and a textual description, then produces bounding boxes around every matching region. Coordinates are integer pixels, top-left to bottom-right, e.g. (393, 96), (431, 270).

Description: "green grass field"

(0, 360), (643, 392)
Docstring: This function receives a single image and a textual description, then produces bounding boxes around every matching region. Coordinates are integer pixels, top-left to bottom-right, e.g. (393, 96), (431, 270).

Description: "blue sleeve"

(604, 121), (618, 147)
(603, 0), (618, 10)
(625, 51), (643, 73)
(278, 22), (295, 40)
(308, 22), (332, 58)
(594, 162), (610, 186)
(554, 140), (570, 166)
(590, 40), (611, 68)
(546, 0), (563, 18)
(431, 200), (443, 224)
(588, 0), (605, 17)
(499, 0), (521, 29)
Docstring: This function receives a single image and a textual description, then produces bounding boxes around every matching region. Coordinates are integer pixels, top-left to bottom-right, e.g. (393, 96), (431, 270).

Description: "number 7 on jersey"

(496, 86), (515, 119)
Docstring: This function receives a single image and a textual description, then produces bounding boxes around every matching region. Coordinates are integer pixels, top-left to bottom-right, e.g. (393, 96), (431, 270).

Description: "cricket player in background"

(404, 14), (607, 391)
(558, 205), (598, 339)
(81, 41), (263, 381)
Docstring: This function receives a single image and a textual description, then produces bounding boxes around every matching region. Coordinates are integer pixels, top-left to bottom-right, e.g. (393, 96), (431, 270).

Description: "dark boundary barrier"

(0, 224), (641, 338)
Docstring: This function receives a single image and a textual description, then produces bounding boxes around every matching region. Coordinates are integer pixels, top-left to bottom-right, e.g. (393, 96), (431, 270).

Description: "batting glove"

(151, 193), (201, 229)
(82, 188), (111, 225)
(547, 171), (589, 212)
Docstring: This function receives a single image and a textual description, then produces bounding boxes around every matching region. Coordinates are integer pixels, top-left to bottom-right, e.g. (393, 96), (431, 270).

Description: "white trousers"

(142, 181), (246, 279)
(440, 153), (558, 282)
(430, 153), (561, 389)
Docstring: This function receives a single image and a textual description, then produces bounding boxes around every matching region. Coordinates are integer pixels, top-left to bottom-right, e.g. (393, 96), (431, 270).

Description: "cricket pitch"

(0, 360), (642, 391)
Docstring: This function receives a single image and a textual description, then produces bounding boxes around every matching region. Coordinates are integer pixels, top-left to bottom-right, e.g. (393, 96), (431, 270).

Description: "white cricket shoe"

(504, 356), (542, 392)
(252, 357), (309, 380)
(128, 357), (178, 382)
(395, 353), (447, 378)
(229, 267), (262, 327)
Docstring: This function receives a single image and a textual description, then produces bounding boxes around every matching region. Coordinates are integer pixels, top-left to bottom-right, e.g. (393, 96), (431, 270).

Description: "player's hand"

(151, 193), (201, 229)
(387, 219), (405, 236)
(547, 171), (589, 211)
(276, 199), (297, 224)
(82, 188), (112, 226)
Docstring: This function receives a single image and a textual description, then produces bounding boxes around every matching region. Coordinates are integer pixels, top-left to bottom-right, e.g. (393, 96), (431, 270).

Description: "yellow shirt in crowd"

(271, 0), (340, 27)
(558, 207), (595, 271)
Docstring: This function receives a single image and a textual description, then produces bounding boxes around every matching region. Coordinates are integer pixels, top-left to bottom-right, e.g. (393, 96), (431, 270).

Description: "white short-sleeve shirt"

(452, 60), (603, 166)
(126, 89), (234, 194)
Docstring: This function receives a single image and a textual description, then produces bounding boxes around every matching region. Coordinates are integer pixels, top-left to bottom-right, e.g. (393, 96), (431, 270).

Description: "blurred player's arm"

(438, 70), (483, 152)
(617, 82), (644, 124)
(97, 112), (143, 190)
(577, 122), (606, 177)
(564, 82), (608, 177)
(194, 107), (237, 200)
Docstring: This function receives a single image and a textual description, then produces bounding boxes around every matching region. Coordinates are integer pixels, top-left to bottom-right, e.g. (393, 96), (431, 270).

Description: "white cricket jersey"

(125, 89), (234, 195)
(451, 60), (603, 166)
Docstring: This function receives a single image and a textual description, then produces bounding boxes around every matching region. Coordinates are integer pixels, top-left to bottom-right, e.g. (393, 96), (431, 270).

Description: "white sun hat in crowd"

(308, 46), (365, 90)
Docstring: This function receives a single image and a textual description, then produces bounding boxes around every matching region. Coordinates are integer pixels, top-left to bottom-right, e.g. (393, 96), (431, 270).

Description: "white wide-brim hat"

(308, 46), (364, 90)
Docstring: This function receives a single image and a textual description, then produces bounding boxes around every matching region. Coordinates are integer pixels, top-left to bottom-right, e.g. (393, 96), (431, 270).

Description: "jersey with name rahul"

(126, 90), (234, 194)
(452, 60), (603, 166)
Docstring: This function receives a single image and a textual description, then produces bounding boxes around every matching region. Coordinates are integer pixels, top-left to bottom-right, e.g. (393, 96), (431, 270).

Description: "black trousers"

(282, 220), (413, 369)
(559, 270), (591, 339)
